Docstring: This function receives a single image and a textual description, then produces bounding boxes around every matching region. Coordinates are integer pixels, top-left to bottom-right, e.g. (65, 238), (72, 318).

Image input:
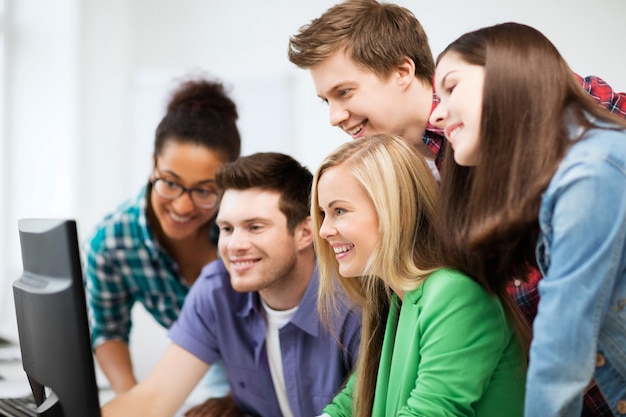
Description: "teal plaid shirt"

(84, 186), (192, 348)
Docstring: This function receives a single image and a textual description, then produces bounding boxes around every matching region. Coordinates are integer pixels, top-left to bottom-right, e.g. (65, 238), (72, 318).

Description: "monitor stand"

(28, 376), (63, 417)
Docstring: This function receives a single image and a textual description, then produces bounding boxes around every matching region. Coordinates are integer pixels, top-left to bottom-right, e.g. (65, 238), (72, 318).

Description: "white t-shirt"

(261, 299), (298, 417)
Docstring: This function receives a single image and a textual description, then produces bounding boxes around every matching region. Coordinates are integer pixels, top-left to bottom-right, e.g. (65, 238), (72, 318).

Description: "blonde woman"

(312, 134), (527, 416)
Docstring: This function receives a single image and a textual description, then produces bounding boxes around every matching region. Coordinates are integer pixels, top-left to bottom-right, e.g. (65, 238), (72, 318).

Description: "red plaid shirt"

(427, 75), (626, 416)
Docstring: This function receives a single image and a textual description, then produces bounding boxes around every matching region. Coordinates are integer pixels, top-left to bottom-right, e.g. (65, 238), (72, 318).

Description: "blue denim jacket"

(525, 123), (626, 416)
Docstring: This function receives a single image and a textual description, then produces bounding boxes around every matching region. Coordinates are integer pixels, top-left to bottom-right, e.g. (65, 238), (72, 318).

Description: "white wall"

(0, 0), (80, 342)
(2, 0), (625, 378)
(75, 0), (626, 235)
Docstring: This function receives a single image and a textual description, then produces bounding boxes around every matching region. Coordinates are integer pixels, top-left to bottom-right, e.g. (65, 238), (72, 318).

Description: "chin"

(229, 276), (260, 293)
(455, 156), (478, 167)
(162, 226), (196, 242)
(338, 266), (359, 278)
(453, 153), (471, 167)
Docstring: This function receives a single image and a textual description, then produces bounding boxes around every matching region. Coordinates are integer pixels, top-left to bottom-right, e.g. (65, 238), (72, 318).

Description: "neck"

(404, 78), (435, 159)
(389, 282), (405, 301)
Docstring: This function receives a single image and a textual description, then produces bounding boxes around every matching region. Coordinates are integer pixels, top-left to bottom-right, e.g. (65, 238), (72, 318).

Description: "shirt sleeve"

(84, 229), (133, 347)
(525, 154), (626, 416)
(575, 74), (626, 118)
(168, 274), (221, 366)
(322, 371), (355, 417)
(340, 307), (361, 372)
(402, 272), (524, 416)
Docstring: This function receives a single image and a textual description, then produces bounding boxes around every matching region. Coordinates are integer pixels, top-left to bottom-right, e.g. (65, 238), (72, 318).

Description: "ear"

(395, 56), (416, 88)
(294, 216), (314, 251)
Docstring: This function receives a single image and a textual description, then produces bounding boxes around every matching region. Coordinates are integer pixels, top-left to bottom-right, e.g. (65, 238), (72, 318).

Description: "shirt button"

(514, 279), (522, 287)
(596, 353), (606, 367)
(617, 399), (626, 414)
(239, 381), (246, 389)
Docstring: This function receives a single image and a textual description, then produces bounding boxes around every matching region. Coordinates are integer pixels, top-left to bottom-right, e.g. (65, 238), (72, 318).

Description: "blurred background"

(1, 0), (624, 381)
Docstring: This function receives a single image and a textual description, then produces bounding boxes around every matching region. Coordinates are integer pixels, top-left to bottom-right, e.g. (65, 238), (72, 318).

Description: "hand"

(183, 395), (242, 417)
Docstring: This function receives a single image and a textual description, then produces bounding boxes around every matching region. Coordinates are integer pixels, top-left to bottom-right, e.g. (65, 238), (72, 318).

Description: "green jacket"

(323, 268), (526, 416)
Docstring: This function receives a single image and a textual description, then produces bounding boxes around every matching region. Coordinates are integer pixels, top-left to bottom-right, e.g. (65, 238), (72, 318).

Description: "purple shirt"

(168, 259), (361, 417)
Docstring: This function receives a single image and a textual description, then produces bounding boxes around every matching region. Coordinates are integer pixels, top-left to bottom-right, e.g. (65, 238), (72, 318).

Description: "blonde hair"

(311, 134), (442, 416)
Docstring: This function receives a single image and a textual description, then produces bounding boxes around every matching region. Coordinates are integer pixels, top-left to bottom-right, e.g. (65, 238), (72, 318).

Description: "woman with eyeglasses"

(84, 77), (240, 399)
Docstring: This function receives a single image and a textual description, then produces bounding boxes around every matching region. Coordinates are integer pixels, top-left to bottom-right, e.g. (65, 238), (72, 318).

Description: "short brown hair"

(288, 0), (434, 84)
(215, 152), (312, 233)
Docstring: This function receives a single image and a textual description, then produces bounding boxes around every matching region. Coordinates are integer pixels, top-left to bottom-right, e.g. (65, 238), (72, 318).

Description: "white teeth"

(348, 123), (364, 135)
(169, 212), (192, 223)
(233, 260), (256, 266)
(333, 245), (352, 254)
(449, 126), (461, 139)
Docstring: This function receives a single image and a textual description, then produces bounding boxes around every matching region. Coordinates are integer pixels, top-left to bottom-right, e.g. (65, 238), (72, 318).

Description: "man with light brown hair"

(289, 0), (442, 171)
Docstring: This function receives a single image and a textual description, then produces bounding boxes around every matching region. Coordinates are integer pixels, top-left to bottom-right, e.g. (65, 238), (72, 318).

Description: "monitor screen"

(13, 218), (101, 417)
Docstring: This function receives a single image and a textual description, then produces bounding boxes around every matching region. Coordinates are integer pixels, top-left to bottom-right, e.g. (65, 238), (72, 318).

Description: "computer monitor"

(12, 218), (101, 417)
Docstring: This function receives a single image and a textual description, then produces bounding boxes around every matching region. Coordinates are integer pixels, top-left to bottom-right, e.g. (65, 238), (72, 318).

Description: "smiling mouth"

(445, 124), (462, 141)
(231, 259), (259, 267)
(345, 122), (365, 137)
(333, 244), (354, 254)
(169, 212), (192, 223)
(229, 257), (264, 273)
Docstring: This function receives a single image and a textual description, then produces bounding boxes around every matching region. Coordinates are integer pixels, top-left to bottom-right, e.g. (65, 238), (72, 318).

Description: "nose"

(226, 228), (251, 252)
(429, 102), (447, 128)
(318, 217), (336, 240)
(170, 191), (195, 213)
(329, 101), (349, 127)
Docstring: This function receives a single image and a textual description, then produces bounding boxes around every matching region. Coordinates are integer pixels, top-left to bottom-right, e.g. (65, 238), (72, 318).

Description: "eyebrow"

(216, 217), (271, 225)
(318, 81), (353, 100)
(439, 70), (458, 88)
(324, 199), (348, 209)
(158, 169), (216, 185)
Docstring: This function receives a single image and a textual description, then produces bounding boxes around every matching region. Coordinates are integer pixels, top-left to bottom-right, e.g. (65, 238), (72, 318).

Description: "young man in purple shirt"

(102, 152), (360, 417)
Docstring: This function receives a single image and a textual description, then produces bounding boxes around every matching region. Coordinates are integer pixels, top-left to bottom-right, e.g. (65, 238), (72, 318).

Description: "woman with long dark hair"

(430, 22), (626, 416)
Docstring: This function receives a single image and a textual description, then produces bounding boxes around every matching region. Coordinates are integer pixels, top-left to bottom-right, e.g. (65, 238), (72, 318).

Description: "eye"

(337, 89), (350, 98)
(218, 225), (232, 233)
(436, 81), (456, 100)
(335, 208), (346, 216)
(320, 97), (329, 105)
(444, 84), (456, 95)
(162, 179), (179, 189)
(193, 188), (217, 199)
(249, 224), (264, 232)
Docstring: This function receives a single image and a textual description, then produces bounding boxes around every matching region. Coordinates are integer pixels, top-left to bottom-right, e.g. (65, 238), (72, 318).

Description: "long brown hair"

(435, 23), (626, 344)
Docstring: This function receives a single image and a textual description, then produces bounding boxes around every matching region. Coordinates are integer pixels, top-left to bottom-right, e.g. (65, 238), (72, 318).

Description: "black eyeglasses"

(151, 177), (219, 210)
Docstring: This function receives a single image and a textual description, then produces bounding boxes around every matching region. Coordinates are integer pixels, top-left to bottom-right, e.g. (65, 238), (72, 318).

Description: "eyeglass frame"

(150, 166), (220, 210)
